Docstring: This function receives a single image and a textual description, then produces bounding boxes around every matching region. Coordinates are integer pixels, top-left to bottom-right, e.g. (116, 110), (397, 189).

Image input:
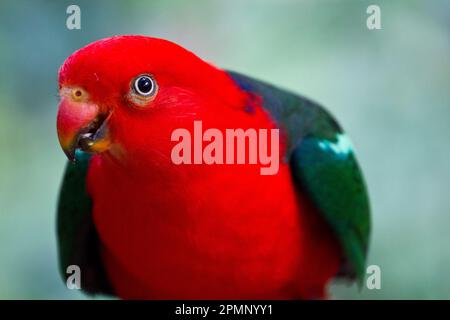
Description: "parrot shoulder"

(227, 70), (371, 282)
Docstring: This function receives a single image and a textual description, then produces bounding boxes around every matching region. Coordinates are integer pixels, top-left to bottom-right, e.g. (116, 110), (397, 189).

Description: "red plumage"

(58, 36), (341, 299)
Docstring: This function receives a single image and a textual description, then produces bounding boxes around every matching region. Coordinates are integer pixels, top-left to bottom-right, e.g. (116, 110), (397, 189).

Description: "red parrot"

(56, 35), (370, 299)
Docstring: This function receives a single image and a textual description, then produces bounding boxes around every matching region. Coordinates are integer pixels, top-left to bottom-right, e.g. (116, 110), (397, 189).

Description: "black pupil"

(137, 77), (152, 94)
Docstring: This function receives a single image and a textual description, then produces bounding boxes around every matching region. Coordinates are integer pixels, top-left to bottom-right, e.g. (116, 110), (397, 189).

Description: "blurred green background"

(0, 0), (449, 299)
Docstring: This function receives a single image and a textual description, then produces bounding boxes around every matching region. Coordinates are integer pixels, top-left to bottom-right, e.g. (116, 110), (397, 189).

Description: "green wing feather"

(227, 71), (371, 281)
(57, 150), (112, 294)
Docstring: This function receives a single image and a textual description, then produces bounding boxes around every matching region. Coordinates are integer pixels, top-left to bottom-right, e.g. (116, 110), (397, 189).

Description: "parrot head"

(57, 35), (247, 163)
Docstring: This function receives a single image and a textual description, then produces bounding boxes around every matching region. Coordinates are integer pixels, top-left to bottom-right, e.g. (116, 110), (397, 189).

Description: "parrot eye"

(128, 74), (158, 108)
(133, 75), (156, 97)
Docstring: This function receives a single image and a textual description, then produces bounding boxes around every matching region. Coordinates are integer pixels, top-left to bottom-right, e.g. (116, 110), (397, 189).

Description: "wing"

(57, 150), (113, 295)
(227, 71), (371, 281)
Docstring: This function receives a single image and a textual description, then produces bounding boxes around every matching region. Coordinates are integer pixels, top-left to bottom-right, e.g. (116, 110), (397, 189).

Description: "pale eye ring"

(133, 75), (156, 97)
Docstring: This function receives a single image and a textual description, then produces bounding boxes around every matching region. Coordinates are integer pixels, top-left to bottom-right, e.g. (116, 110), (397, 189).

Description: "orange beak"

(57, 91), (111, 161)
